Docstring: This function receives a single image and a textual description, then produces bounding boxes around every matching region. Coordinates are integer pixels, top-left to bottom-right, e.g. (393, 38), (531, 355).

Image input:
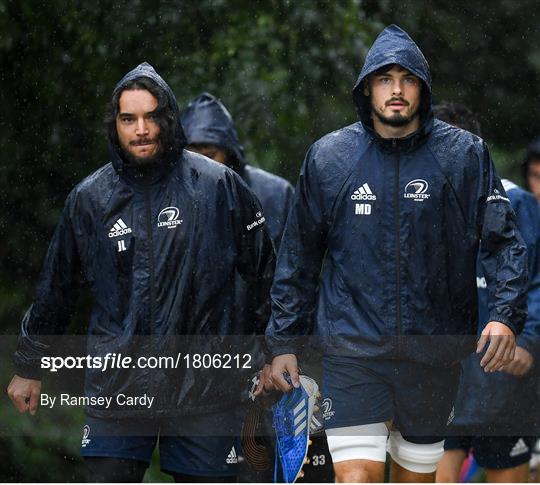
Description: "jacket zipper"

(144, 186), (157, 401)
(393, 140), (402, 354)
(144, 187), (156, 334)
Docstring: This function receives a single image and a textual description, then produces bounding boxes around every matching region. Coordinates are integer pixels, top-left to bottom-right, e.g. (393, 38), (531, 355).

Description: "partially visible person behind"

(522, 136), (540, 202)
(181, 92), (294, 249)
(434, 102), (540, 483)
(431, 102), (482, 137)
(180, 93), (337, 483)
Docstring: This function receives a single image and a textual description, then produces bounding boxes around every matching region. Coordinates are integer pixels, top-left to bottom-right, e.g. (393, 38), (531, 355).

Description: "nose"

(392, 79), (403, 96)
(135, 118), (149, 136)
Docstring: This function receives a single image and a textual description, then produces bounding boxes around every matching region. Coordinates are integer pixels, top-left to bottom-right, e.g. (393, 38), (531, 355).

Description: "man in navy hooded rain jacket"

(7, 63), (275, 482)
(266, 25), (528, 482)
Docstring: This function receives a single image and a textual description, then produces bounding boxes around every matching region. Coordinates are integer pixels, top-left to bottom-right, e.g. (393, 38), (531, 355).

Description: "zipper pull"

(392, 138), (397, 148)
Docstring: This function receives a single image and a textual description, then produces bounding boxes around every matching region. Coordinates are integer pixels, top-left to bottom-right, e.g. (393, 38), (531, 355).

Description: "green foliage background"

(0, 0), (539, 481)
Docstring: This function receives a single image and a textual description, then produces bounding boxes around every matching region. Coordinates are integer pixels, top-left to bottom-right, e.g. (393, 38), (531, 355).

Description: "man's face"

(364, 65), (422, 129)
(527, 159), (540, 201)
(187, 144), (228, 165)
(116, 89), (161, 165)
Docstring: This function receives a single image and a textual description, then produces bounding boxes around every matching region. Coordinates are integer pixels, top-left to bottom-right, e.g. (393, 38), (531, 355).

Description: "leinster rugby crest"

(157, 207), (183, 229)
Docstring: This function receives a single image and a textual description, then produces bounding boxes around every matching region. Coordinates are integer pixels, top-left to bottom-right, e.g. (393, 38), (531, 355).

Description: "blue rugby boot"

(272, 375), (321, 483)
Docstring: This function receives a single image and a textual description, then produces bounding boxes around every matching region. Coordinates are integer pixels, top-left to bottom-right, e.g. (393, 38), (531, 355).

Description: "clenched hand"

(7, 375), (42, 415)
(476, 321), (516, 372)
(270, 354), (300, 392)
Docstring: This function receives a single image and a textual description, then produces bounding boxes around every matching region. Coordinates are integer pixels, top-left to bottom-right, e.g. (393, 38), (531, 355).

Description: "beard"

(373, 110), (415, 127)
(372, 99), (420, 128)
(121, 138), (163, 167)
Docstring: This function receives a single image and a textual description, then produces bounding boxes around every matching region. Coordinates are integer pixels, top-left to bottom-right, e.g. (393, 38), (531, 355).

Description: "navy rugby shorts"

(322, 356), (461, 444)
(79, 408), (243, 477)
(444, 436), (535, 469)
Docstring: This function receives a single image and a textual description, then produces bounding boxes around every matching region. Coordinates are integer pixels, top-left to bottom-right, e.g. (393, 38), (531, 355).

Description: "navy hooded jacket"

(181, 93), (294, 248)
(13, 63), (275, 417)
(266, 25), (528, 366)
(451, 180), (540, 432)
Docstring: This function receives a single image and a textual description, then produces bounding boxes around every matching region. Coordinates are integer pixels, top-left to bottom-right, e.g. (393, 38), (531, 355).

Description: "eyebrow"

(118, 110), (157, 117)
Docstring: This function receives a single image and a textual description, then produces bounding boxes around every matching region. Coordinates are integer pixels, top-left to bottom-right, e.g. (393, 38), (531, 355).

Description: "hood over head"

(108, 62), (187, 175)
(180, 92), (245, 167)
(352, 25), (432, 132)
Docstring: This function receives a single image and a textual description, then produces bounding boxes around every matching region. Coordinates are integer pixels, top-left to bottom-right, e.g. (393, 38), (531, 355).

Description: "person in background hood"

(522, 136), (540, 202)
(181, 92), (294, 248)
(181, 92), (296, 482)
(7, 63), (275, 482)
(434, 102), (540, 483)
(265, 25), (528, 482)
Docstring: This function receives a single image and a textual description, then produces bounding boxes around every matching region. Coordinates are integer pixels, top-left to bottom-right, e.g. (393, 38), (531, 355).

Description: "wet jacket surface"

(14, 63), (275, 417)
(266, 25), (528, 366)
(181, 93), (293, 247)
(452, 180), (540, 432)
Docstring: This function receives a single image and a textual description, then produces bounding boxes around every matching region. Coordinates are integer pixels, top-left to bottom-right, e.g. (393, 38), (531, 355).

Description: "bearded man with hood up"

(265, 25), (528, 482)
(181, 93), (294, 249)
(7, 62), (275, 482)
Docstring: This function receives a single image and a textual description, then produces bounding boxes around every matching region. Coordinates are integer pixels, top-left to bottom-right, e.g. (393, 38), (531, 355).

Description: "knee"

(327, 423), (389, 482)
(435, 449), (467, 482)
(435, 470), (459, 483)
(335, 466), (371, 483)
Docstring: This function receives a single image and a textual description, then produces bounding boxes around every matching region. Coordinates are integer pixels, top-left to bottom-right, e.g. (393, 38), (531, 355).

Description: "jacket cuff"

(486, 313), (518, 335)
(265, 333), (301, 359)
(12, 352), (43, 380)
(269, 347), (299, 359)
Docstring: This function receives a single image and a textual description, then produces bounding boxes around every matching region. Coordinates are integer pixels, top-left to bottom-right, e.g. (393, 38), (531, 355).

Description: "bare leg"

(436, 449), (467, 482)
(390, 460), (436, 483)
(486, 462), (530, 483)
(334, 459), (385, 483)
